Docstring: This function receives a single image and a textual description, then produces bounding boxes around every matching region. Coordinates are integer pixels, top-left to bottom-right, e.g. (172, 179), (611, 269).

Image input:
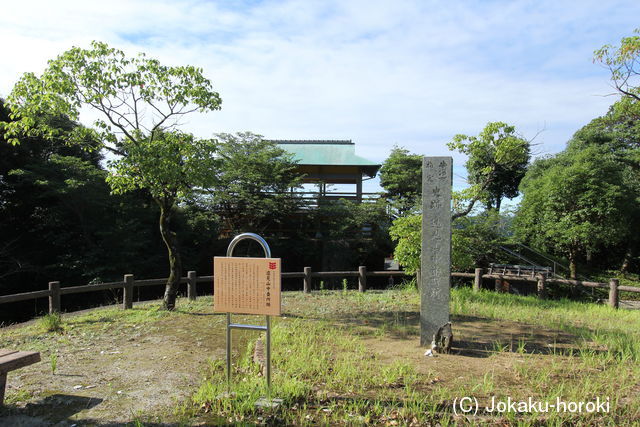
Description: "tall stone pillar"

(420, 157), (452, 347)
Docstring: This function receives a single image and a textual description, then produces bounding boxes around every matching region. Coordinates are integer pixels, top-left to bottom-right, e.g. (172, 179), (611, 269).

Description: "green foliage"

(2, 41), (223, 310)
(3, 41), (221, 147)
(448, 121), (530, 212)
(379, 146), (422, 215)
(190, 319), (424, 425)
(4, 290), (640, 424)
(389, 212), (508, 274)
(515, 145), (633, 278)
(4, 41), (222, 205)
(106, 130), (219, 200)
(202, 132), (302, 234)
(50, 353), (58, 375)
(594, 28), (640, 102)
(564, 103), (640, 274)
(570, 100), (640, 168)
(313, 199), (389, 239)
(38, 312), (63, 333)
(388, 214), (421, 274)
(0, 101), (165, 305)
(451, 211), (510, 270)
(309, 199), (392, 270)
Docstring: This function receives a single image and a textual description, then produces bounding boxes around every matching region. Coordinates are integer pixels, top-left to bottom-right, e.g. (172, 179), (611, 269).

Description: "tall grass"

(451, 287), (640, 362)
(38, 312), (64, 333)
(186, 318), (434, 424)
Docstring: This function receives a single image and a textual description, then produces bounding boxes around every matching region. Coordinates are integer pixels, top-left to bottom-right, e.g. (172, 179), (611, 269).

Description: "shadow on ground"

(0, 394), (102, 425)
(330, 310), (586, 358)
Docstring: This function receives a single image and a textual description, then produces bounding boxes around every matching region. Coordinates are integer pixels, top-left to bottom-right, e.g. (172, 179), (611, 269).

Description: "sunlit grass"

(451, 287), (640, 362)
(183, 286), (640, 424)
(37, 312), (64, 333)
(183, 318), (436, 425)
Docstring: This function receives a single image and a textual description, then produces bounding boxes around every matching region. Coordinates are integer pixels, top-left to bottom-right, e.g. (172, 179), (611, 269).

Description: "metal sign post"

(222, 233), (274, 394)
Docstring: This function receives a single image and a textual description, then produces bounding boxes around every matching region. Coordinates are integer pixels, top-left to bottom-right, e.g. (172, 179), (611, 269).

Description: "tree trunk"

(568, 248), (577, 280)
(157, 198), (182, 310)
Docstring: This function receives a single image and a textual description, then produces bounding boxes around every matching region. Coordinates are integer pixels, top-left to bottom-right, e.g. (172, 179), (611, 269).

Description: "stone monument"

(420, 157), (453, 351)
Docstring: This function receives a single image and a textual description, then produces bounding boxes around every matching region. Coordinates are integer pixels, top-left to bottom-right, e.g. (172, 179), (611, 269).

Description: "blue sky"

(1, 0), (639, 193)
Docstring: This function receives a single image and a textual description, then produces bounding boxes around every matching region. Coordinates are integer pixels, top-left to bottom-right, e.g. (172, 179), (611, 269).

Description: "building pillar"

(356, 174), (363, 202)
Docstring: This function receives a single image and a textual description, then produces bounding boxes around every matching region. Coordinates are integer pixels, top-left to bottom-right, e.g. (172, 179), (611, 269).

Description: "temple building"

(270, 139), (381, 203)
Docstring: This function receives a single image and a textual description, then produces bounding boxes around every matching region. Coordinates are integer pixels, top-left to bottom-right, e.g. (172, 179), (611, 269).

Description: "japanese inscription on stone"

(213, 257), (281, 316)
(420, 157), (452, 346)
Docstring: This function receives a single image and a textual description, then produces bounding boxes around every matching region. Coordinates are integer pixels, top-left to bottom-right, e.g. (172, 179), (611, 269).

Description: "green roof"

(272, 140), (380, 168)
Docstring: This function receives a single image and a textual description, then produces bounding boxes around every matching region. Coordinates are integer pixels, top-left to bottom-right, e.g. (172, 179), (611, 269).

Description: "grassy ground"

(181, 286), (640, 425)
(1, 285), (639, 425)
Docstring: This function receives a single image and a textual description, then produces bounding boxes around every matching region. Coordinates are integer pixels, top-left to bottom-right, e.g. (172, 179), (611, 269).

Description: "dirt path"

(0, 301), (256, 426)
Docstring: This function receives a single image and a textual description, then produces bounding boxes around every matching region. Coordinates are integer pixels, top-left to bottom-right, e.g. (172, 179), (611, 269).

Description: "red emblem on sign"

(269, 262), (276, 270)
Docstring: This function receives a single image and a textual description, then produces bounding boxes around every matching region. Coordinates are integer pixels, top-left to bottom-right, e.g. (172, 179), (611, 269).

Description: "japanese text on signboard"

(213, 257), (281, 316)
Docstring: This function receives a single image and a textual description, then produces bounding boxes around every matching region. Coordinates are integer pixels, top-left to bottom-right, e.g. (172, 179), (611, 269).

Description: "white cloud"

(1, 0), (639, 195)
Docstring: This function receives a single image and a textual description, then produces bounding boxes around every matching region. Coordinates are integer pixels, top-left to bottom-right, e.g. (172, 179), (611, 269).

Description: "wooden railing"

(0, 267), (411, 316)
(1, 267), (638, 317)
(456, 268), (640, 309)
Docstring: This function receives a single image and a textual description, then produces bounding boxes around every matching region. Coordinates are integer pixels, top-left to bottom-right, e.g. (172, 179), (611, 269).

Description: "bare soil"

(0, 301), (258, 426)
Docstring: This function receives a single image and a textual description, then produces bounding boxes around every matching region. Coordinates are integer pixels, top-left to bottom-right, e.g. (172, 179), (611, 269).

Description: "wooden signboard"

(213, 257), (281, 316)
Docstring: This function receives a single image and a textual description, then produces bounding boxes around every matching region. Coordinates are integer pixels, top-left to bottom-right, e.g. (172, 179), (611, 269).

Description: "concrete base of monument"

(431, 322), (453, 354)
(255, 397), (284, 408)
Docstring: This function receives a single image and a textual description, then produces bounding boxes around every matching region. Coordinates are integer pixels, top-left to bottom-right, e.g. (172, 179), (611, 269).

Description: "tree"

(389, 212), (509, 275)
(379, 146), (423, 216)
(0, 99), (165, 300)
(388, 214), (421, 274)
(308, 198), (392, 273)
(2, 41), (222, 309)
(567, 105), (640, 274)
(202, 132), (303, 234)
(106, 130), (219, 309)
(388, 122), (529, 275)
(448, 121), (530, 213)
(515, 145), (632, 279)
(592, 29), (640, 274)
(594, 28), (640, 102)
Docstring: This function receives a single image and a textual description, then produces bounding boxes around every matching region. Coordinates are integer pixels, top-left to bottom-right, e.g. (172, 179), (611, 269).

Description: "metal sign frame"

(223, 232), (273, 392)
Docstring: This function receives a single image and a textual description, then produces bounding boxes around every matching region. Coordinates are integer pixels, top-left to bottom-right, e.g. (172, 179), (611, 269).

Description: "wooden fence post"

(358, 266), (367, 292)
(187, 271), (197, 301)
(537, 274), (547, 299)
(123, 274), (134, 309)
(609, 278), (619, 309)
(473, 268), (482, 292)
(303, 267), (311, 293)
(48, 281), (60, 314)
